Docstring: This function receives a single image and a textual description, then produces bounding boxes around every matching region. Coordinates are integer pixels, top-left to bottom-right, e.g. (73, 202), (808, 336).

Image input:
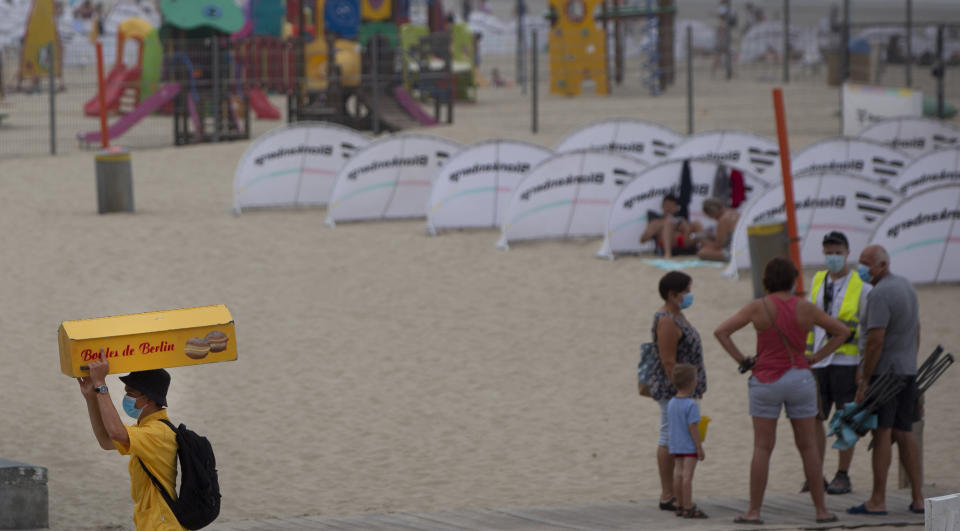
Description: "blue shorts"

(748, 368), (818, 419)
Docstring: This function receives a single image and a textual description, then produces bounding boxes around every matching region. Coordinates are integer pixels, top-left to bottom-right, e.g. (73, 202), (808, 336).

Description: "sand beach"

(1, 2), (959, 529)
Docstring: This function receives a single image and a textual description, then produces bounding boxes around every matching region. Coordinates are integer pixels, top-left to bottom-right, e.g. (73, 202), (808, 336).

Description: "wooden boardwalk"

(208, 487), (948, 530)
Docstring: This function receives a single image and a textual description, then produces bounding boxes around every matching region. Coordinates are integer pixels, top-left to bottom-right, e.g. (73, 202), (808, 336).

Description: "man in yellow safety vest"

(805, 231), (871, 495)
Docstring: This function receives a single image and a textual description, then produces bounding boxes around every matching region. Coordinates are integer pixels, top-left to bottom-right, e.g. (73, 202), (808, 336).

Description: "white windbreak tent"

(233, 122), (370, 213)
(554, 119), (684, 165)
(738, 21), (820, 65)
(891, 148), (960, 196)
(868, 184), (960, 284)
(792, 137), (910, 186)
(667, 130), (782, 186)
(326, 134), (463, 225)
(726, 173), (901, 272)
(597, 160), (768, 258)
(859, 117), (960, 159)
(496, 151), (648, 249)
(674, 19), (716, 60)
(427, 140), (553, 234)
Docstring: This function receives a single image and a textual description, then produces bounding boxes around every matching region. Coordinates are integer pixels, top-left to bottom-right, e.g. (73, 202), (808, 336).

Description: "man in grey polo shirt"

(847, 245), (924, 517)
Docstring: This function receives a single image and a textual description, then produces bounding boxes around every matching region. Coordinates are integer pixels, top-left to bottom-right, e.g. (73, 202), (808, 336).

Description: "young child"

(668, 363), (708, 519)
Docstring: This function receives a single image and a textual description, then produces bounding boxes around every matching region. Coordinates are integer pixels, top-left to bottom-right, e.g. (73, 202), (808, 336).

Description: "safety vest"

(805, 270), (863, 357)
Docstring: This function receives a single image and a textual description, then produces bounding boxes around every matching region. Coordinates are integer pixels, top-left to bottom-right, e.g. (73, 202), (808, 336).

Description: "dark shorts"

(812, 365), (859, 419)
(872, 374), (919, 432)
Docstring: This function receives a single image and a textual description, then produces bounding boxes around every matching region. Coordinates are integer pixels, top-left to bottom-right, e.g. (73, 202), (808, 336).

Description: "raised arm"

(77, 376), (114, 450)
(714, 301), (755, 364)
(88, 358), (131, 448)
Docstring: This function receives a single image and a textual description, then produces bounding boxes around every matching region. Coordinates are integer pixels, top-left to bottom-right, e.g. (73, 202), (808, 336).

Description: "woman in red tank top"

(715, 258), (849, 525)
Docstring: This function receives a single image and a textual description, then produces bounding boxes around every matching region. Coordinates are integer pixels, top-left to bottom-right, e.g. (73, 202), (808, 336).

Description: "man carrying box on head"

(804, 231), (870, 495)
(77, 357), (185, 530)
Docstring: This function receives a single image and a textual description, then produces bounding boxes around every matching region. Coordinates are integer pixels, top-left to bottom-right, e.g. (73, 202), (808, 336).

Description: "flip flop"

(846, 503), (888, 516)
(908, 503), (925, 514)
(733, 515), (764, 525)
(816, 515), (839, 523)
(659, 497), (677, 511)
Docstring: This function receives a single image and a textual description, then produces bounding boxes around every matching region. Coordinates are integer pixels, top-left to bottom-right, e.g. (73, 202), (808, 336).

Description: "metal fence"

(1, 7), (958, 159)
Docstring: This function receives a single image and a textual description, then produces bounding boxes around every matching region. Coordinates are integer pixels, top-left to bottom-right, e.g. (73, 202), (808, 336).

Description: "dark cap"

(822, 231), (849, 248)
(119, 369), (170, 407)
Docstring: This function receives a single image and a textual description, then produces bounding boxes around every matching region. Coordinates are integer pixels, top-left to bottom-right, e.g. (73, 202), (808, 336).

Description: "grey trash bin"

(95, 148), (134, 214)
(0, 459), (48, 529)
(747, 222), (790, 299)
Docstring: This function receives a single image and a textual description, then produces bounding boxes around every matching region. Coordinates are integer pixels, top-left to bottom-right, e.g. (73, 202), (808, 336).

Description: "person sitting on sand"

(640, 194), (702, 258)
(77, 358), (185, 530)
(696, 198), (738, 262)
(668, 364), (708, 519)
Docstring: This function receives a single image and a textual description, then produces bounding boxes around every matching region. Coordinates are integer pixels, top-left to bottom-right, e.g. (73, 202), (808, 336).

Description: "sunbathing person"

(641, 195), (702, 258)
(697, 198), (739, 262)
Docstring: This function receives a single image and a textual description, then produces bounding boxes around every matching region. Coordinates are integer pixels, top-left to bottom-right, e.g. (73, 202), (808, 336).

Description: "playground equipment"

(83, 17), (162, 116)
(161, 0), (251, 145)
(79, 0), (258, 146)
(287, 0), (460, 132)
(547, 0), (609, 96)
(547, 0), (677, 97)
(17, 0), (62, 91)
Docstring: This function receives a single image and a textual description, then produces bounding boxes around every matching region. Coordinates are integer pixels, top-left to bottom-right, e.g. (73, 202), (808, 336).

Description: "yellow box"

(58, 305), (237, 377)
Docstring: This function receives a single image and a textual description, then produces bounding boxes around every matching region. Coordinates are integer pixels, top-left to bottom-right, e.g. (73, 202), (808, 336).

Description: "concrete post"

(95, 148), (135, 214)
(0, 459), (48, 529)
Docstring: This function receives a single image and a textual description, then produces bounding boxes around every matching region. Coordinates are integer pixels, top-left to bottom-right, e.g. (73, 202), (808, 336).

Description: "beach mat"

(642, 258), (727, 270)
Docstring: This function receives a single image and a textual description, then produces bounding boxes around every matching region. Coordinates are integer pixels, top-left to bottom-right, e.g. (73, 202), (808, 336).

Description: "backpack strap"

(137, 418), (180, 512)
(138, 458), (177, 508)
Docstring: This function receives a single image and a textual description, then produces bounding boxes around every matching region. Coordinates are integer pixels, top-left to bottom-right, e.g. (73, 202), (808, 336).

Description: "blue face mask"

(122, 395), (144, 419)
(857, 263), (873, 283)
(680, 292), (694, 309)
(824, 254), (846, 274)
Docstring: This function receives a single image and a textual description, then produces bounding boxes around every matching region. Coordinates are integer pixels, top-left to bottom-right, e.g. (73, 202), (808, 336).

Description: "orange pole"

(772, 87), (803, 294)
(95, 41), (109, 148)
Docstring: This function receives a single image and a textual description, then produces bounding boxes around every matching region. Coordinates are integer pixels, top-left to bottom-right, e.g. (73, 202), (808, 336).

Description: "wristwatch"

(94, 385), (108, 395)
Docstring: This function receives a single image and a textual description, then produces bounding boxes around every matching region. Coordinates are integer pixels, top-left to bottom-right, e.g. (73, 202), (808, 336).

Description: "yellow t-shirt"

(113, 410), (186, 531)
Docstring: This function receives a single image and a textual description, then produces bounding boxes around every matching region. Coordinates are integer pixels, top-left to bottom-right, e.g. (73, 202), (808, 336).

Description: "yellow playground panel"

(361, 0), (392, 21)
(305, 38), (362, 90)
(20, 0), (62, 79)
(548, 0), (608, 96)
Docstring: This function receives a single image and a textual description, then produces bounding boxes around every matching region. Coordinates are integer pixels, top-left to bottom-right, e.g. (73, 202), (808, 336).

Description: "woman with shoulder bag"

(714, 257), (849, 525)
(646, 271), (707, 514)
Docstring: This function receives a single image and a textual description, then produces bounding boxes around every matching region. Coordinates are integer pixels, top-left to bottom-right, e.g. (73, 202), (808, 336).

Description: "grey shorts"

(748, 368), (818, 419)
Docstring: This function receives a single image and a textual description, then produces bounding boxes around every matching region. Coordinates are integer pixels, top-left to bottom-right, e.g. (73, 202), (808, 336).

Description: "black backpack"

(138, 418), (221, 530)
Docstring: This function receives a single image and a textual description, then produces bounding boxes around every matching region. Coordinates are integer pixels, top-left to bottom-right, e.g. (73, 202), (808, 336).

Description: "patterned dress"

(649, 311), (707, 400)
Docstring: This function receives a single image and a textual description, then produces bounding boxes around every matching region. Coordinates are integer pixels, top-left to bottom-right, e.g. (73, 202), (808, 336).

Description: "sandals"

(733, 515), (764, 525)
(658, 497), (677, 511)
(681, 505), (709, 519)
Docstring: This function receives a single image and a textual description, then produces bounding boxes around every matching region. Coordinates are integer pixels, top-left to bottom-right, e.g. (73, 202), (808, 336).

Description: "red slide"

(84, 65), (142, 117)
(247, 88), (280, 120)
